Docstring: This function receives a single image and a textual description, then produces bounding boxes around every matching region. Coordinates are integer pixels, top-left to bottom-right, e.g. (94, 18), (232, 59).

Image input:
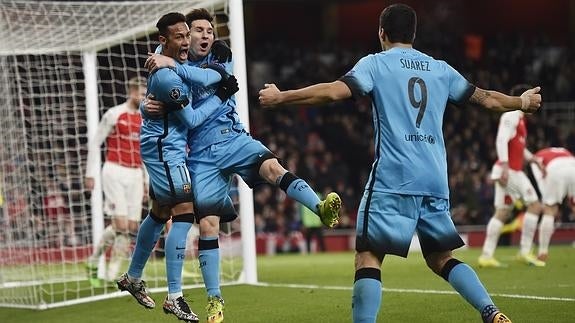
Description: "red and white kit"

(86, 103), (145, 220)
(531, 147), (575, 206)
(490, 110), (538, 208)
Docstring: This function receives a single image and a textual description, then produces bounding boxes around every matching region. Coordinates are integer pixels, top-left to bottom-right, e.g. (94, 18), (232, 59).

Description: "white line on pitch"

(256, 282), (575, 302)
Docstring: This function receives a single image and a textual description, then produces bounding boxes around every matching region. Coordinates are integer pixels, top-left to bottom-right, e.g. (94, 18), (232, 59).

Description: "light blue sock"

(198, 236), (220, 297)
(352, 268), (382, 323)
(127, 213), (164, 280)
(165, 221), (192, 295)
(279, 172), (321, 213)
(448, 263), (493, 311)
(352, 279), (382, 323)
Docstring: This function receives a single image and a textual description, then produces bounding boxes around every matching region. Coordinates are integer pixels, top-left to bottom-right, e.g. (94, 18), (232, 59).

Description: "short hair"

(127, 76), (146, 91)
(156, 12), (187, 37)
(185, 8), (214, 27)
(379, 3), (417, 44)
(509, 84), (532, 96)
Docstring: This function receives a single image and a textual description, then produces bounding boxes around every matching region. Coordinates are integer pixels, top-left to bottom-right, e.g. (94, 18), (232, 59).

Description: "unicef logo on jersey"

(404, 132), (436, 144)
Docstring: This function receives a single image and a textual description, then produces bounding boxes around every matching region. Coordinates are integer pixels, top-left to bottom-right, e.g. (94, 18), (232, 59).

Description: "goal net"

(0, 0), (255, 309)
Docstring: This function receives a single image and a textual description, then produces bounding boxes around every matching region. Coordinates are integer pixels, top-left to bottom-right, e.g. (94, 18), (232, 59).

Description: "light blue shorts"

(145, 159), (193, 207)
(355, 191), (464, 258)
(187, 133), (275, 221)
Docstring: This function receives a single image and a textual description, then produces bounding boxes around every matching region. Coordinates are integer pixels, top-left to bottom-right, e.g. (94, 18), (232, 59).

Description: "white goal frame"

(0, 0), (256, 309)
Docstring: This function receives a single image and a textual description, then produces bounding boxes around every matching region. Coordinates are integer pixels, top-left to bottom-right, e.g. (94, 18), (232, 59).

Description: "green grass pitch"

(0, 246), (573, 322)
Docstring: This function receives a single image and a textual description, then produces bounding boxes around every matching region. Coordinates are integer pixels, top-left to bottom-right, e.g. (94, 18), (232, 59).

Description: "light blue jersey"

(176, 54), (245, 153)
(341, 47), (474, 199)
(140, 65), (222, 163)
(154, 45), (245, 153)
(140, 64), (222, 205)
(172, 53), (272, 219)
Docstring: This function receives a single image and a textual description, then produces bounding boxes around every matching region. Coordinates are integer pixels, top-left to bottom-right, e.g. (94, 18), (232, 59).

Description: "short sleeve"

(445, 63), (475, 105)
(339, 55), (374, 98)
(148, 68), (190, 111)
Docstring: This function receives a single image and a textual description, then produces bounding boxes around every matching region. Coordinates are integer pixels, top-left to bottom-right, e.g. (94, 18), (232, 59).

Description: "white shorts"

(102, 162), (144, 221)
(491, 165), (538, 209)
(531, 157), (575, 206)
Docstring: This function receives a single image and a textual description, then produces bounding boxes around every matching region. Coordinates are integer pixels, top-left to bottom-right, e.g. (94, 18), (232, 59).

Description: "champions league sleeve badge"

(169, 87), (181, 101)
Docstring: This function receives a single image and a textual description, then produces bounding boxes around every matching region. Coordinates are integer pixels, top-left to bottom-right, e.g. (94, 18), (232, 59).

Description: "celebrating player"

(143, 8), (342, 323)
(116, 12), (238, 323)
(258, 3), (542, 323)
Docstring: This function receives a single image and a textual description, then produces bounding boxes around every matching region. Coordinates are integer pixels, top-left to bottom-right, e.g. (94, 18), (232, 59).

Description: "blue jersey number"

(407, 77), (427, 128)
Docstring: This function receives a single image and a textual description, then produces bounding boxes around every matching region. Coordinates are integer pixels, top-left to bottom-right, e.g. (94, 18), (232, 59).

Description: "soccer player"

(530, 147), (575, 264)
(258, 4), (542, 323)
(478, 84), (545, 268)
(85, 76), (147, 287)
(143, 8), (342, 323)
(115, 12), (238, 323)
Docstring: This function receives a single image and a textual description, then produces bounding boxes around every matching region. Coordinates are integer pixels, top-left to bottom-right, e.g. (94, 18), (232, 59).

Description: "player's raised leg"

(260, 158), (341, 227)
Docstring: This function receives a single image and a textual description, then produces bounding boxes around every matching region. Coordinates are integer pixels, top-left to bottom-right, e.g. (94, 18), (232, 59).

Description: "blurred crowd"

(2, 8), (575, 249)
(245, 31), (575, 237)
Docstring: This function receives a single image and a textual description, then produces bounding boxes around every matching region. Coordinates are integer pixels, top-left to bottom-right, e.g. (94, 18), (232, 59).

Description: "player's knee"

(199, 215), (219, 236)
(112, 217), (129, 234)
(438, 258), (463, 282)
(494, 208), (510, 221)
(259, 158), (284, 184)
(425, 251), (453, 275)
(526, 200), (542, 214)
(354, 251), (381, 270)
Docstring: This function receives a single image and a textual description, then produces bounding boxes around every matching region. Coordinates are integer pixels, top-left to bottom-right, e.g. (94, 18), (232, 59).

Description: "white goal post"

(0, 0), (256, 309)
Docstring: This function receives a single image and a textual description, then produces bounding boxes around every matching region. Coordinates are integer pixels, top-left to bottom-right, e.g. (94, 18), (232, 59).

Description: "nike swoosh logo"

(258, 153), (264, 158)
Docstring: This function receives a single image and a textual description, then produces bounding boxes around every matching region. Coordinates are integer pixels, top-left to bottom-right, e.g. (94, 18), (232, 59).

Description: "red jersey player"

(479, 85), (545, 268)
(85, 76), (148, 286)
(530, 147), (575, 264)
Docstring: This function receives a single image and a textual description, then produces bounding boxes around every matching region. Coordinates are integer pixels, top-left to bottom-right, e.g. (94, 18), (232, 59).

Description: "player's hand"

(144, 94), (165, 118)
(145, 53), (176, 72)
(211, 40), (232, 63)
(519, 86), (541, 114)
(499, 165), (509, 187)
(533, 157), (547, 178)
(258, 83), (281, 108)
(142, 183), (149, 203)
(215, 75), (239, 101)
(85, 177), (94, 191)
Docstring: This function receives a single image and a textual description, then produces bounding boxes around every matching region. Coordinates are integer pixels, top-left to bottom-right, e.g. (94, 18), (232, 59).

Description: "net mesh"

(0, 0), (241, 309)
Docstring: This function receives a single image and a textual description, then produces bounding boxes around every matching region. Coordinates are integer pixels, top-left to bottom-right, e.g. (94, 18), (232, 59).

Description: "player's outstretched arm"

(174, 75), (239, 129)
(145, 53), (222, 86)
(174, 98), (220, 129)
(469, 86), (541, 113)
(259, 80), (352, 108)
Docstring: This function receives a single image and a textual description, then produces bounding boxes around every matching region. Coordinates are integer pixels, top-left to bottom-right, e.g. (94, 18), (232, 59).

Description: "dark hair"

(509, 84), (532, 96)
(156, 12), (187, 37)
(379, 3), (416, 44)
(127, 76), (146, 91)
(185, 8), (214, 27)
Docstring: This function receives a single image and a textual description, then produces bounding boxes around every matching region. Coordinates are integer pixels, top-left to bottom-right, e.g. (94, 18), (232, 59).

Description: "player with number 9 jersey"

(257, 4), (542, 322)
(341, 48), (473, 200)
